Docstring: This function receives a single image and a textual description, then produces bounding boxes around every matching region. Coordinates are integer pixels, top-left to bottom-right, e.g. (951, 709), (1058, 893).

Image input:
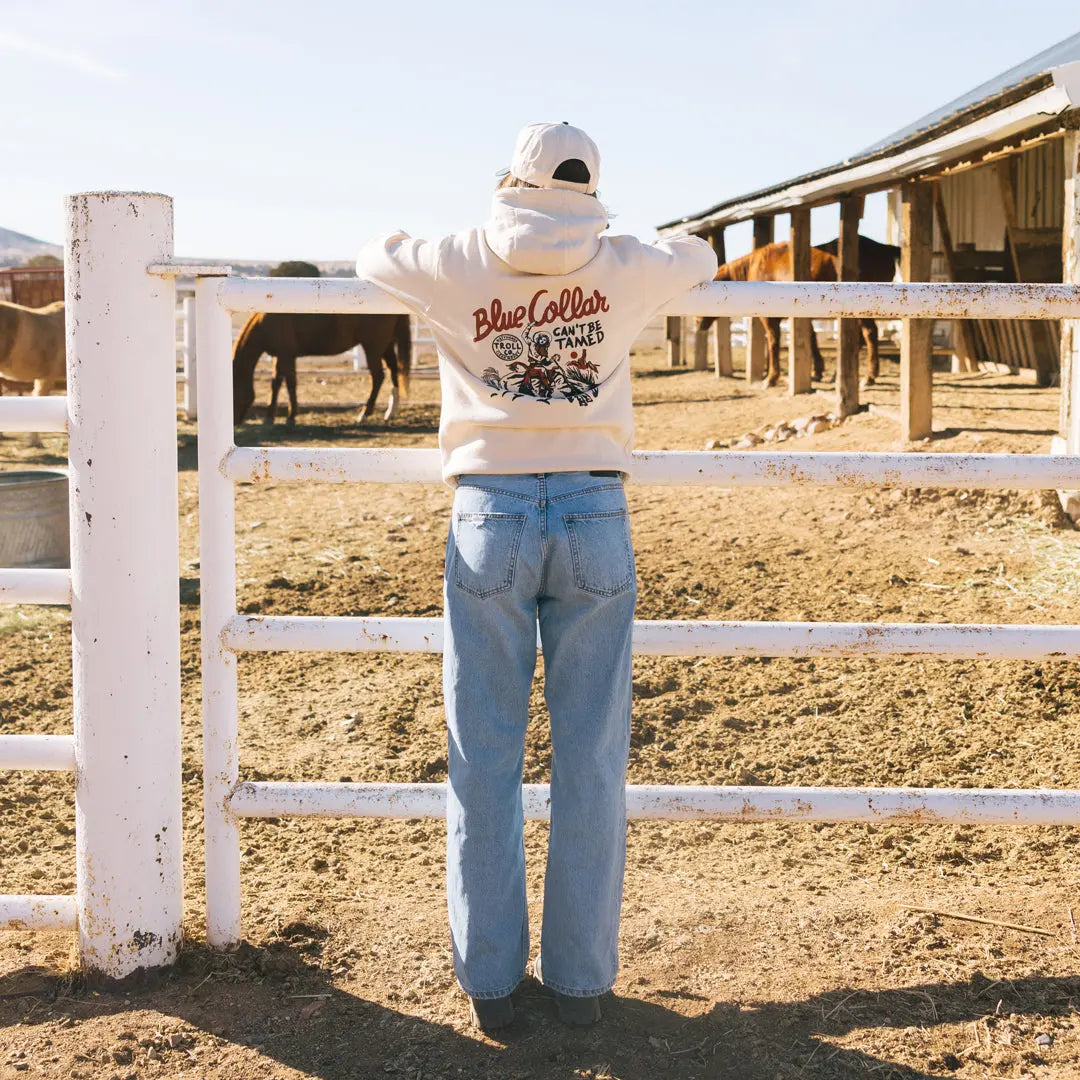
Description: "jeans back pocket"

(451, 512), (527, 598)
(563, 510), (635, 597)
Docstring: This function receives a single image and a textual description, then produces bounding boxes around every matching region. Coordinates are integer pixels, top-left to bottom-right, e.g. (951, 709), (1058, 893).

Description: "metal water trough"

(0, 470), (69, 569)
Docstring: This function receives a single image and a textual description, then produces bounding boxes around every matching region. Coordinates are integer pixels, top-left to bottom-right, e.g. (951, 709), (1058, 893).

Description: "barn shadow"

(2, 942), (1077, 1079)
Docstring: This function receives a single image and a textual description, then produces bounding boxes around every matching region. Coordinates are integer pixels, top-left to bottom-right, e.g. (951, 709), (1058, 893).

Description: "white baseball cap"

(508, 121), (600, 195)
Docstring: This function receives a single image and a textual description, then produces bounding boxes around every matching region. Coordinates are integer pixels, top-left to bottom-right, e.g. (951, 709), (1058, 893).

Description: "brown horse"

(698, 236), (900, 387)
(232, 313), (411, 426)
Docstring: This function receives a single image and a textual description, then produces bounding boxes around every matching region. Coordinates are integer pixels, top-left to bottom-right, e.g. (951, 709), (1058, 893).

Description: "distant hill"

(0, 227), (63, 268)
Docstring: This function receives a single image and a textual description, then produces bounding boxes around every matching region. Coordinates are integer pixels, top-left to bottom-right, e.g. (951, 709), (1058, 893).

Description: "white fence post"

(195, 274), (242, 949)
(183, 295), (198, 421)
(65, 192), (183, 976)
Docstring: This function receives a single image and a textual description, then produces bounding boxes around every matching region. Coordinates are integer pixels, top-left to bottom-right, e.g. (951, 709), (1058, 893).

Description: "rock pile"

(705, 412), (844, 451)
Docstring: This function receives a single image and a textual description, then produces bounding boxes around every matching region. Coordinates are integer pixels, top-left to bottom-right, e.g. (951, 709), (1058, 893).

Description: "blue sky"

(3, 1), (1078, 261)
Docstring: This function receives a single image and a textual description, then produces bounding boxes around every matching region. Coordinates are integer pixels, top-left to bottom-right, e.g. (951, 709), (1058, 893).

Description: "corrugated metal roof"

(860, 30), (1080, 155)
(658, 30), (1080, 232)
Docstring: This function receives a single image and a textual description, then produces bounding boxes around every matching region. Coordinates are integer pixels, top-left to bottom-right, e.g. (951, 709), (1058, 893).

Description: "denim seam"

(459, 972), (525, 1000)
(548, 483), (623, 504)
(455, 486), (539, 504)
(563, 513), (635, 597)
(541, 976), (616, 998)
(452, 513), (527, 598)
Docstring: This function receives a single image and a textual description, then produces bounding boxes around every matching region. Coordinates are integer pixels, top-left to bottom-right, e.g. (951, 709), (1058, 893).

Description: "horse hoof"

(285, 417), (296, 429)
(762, 377), (779, 389)
(862, 376), (876, 387)
(356, 408), (370, 425)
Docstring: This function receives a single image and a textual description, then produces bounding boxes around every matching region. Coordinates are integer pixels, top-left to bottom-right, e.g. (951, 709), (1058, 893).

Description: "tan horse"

(0, 300), (65, 392)
(699, 236), (900, 387)
(0, 300), (65, 447)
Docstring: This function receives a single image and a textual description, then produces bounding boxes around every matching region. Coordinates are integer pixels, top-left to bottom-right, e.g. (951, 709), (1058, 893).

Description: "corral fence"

(0, 266), (64, 307)
(2, 191), (1080, 973)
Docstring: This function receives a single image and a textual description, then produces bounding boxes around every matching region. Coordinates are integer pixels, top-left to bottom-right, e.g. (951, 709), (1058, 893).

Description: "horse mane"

(232, 313), (266, 372)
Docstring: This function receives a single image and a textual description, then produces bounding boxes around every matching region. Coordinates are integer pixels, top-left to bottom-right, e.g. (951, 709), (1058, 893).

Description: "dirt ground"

(3, 342), (1080, 1080)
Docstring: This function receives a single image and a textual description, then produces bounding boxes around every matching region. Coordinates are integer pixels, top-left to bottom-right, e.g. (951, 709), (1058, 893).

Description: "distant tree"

(270, 260), (320, 278)
(22, 254), (62, 268)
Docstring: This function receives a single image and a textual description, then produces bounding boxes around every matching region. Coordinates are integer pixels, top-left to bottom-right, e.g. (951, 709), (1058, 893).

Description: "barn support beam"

(789, 208), (813, 394)
(932, 182), (978, 374)
(65, 192), (184, 977)
(708, 229), (732, 377)
(1062, 130), (1080, 447)
(1057, 130), (1080, 521)
(836, 195), (864, 416)
(747, 216), (773, 382)
(666, 315), (682, 367)
(900, 183), (934, 441)
(997, 160), (1051, 385)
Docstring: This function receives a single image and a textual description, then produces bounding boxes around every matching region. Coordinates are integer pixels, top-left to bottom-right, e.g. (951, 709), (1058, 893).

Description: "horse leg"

(763, 318), (781, 387)
(861, 320), (880, 385)
(265, 356), (284, 424)
(27, 379), (52, 448)
(809, 326), (825, 381)
(383, 349), (400, 421)
(357, 357), (384, 424)
(282, 356), (299, 428)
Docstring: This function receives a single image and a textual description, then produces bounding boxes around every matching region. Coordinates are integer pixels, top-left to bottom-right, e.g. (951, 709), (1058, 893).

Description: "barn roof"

(657, 32), (1080, 236)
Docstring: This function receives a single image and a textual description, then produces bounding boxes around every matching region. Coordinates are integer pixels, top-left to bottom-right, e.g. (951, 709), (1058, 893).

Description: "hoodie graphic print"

(356, 187), (718, 482)
(476, 285), (609, 406)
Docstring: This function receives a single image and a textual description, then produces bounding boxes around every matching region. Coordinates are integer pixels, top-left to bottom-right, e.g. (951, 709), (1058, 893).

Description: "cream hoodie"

(356, 188), (717, 482)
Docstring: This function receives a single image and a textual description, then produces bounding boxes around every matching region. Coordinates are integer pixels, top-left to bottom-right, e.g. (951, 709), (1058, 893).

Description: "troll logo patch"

(491, 334), (523, 363)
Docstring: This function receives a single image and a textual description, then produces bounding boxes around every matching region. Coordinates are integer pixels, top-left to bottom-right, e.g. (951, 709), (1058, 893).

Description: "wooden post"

(747, 216), (773, 382)
(666, 315), (682, 368)
(997, 160), (1052, 386)
(836, 195), (863, 416)
(789, 208), (812, 394)
(932, 182), (978, 373)
(709, 229), (732, 377)
(900, 182), (934, 441)
(1061, 130), (1080, 452)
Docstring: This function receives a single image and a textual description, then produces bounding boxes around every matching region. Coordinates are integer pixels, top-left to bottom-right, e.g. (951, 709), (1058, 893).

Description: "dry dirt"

(3, 343), (1080, 1080)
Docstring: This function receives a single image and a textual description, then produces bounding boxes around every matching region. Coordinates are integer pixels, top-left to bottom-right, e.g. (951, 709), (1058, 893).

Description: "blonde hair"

(497, 174), (538, 190)
(497, 173), (598, 198)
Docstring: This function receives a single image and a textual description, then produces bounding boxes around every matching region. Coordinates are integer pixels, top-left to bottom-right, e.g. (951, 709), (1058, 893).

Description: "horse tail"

(395, 314), (411, 399)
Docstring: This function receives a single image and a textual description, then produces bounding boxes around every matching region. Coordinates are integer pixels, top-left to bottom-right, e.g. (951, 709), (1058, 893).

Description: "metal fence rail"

(223, 614), (1080, 661)
(0, 397), (67, 433)
(227, 781), (1080, 827)
(194, 270), (1080, 950)
(223, 445), (1080, 489)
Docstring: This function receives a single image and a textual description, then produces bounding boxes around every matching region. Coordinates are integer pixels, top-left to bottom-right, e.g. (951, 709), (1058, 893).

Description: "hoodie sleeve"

(355, 231), (439, 315)
(637, 235), (718, 314)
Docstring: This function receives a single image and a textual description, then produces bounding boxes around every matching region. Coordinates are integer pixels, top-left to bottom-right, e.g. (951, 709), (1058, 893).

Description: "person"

(356, 121), (717, 1031)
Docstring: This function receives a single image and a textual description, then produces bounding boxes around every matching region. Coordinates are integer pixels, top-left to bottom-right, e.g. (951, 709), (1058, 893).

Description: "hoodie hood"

(483, 187), (608, 276)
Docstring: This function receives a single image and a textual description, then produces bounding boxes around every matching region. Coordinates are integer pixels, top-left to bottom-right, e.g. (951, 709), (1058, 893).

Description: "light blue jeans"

(443, 471), (636, 999)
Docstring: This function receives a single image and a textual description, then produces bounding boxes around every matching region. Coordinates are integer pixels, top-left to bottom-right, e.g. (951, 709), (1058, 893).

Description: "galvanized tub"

(0, 470), (69, 568)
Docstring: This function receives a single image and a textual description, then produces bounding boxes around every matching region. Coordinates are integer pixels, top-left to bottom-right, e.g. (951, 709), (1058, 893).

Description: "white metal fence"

(1, 193), (183, 978)
(193, 260), (1080, 949)
(4, 191), (1080, 969)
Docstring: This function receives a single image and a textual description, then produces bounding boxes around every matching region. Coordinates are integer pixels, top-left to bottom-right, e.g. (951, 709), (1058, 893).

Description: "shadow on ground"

(2, 939), (1077, 1079)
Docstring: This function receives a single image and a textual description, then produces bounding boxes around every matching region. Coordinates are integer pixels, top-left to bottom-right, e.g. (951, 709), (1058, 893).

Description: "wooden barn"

(657, 32), (1080, 444)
